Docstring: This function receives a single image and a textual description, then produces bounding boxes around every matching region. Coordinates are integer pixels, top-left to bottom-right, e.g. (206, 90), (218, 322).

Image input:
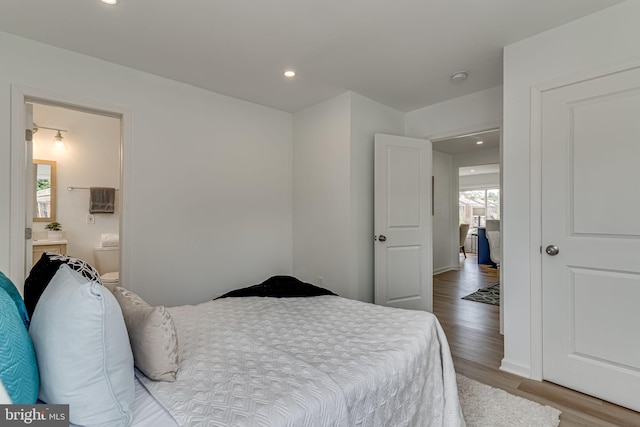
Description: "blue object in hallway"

(477, 228), (493, 265)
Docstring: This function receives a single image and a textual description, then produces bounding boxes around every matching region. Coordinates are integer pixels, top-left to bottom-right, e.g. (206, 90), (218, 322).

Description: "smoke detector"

(450, 71), (469, 83)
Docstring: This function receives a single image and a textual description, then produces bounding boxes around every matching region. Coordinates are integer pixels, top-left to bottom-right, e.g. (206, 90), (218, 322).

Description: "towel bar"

(67, 186), (119, 191)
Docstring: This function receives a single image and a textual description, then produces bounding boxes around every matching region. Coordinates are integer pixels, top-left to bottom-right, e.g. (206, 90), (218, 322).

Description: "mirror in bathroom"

(33, 159), (57, 222)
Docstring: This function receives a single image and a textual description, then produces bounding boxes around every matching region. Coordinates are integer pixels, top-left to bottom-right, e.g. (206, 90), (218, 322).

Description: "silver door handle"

(377, 234), (387, 242)
(545, 245), (559, 256)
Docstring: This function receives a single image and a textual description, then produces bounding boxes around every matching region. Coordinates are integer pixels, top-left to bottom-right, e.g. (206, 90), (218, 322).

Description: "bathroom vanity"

(32, 240), (67, 266)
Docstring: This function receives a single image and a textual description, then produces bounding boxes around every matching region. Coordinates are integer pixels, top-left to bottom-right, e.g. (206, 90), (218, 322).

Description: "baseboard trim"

(500, 358), (532, 378)
(433, 265), (459, 275)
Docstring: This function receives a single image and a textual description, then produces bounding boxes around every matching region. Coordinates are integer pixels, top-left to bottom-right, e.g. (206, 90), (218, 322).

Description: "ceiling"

(0, 0), (623, 113)
(432, 129), (500, 155)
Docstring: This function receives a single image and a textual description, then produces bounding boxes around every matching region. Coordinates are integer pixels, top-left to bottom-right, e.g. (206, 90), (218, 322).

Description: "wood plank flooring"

(434, 255), (640, 427)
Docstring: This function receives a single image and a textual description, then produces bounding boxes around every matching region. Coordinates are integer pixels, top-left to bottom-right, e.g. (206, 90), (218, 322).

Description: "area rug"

(457, 374), (561, 427)
(462, 282), (499, 306)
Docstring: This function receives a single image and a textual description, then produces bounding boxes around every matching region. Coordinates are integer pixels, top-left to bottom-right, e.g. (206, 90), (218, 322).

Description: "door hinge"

(25, 227), (32, 240)
(25, 129), (33, 142)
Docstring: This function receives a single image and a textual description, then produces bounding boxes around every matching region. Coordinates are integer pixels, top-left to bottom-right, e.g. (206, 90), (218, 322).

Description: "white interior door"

(374, 134), (432, 311)
(541, 65), (640, 411)
(25, 103), (34, 275)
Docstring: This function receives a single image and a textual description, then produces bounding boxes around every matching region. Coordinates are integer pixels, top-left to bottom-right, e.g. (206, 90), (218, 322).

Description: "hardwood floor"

(434, 255), (640, 427)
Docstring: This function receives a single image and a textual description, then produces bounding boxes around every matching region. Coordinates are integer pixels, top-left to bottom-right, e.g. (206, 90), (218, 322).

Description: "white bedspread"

(137, 296), (465, 427)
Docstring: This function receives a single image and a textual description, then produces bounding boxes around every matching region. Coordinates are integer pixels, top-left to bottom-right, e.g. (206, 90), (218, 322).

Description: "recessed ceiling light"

(476, 140), (484, 145)
(450, 71), (468, 83)
(100, 0), (118, 4)
(283, 70), (296, 78)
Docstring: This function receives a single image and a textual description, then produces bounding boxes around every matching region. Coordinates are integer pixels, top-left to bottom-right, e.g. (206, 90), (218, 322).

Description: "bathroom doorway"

(29, 102), (121, 278)
(9, 86), (128, 291)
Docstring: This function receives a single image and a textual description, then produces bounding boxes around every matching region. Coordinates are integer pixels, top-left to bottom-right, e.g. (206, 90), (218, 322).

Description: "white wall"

(432, 151), (454, 273)
(292, 91), (405, 301)
(405, 86), (503, 139)
(0, 31), (293, 306)
(32, 103), (120, 264)
(292, 93), (352, 296)
(502, 0), (640, 376)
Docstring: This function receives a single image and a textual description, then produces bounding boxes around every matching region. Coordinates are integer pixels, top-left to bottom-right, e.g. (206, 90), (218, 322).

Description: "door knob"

(545, 245), (559, 256)
(378, 234), (387, 242)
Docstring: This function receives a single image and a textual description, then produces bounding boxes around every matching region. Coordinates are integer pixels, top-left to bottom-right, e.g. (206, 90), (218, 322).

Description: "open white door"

(541, 64), (640, 411)
(374, 134), (432, 311)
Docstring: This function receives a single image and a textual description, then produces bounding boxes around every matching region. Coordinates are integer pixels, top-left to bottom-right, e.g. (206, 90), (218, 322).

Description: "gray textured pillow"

(112, 287), (179, 382)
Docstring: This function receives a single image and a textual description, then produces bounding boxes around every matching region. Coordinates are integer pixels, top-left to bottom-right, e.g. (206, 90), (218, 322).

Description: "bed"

(69, 378), (178, 427)
(6, 257), (465, 427)
(137, 295), (463, 426)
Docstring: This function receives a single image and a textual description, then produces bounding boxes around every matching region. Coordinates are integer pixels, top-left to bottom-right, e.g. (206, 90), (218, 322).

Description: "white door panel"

(387, 147), (422, 227)
(386, 246), (422, 303)
(542, 65), (640, 411)
(374, 134), (432, 311)
(571, 88), (640, 236)
(571, 268), (640, 369)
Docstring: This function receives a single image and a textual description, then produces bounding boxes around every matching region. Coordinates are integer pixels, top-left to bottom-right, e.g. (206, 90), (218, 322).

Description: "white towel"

(101, 233), (119, 247)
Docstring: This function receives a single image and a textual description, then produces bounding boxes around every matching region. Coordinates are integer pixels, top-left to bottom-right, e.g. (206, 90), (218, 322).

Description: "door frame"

(529, 58), (640, 381)
(9, 85), (132, 292)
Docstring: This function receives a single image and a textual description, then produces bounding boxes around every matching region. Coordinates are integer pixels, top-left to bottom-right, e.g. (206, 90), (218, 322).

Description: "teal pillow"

(0, 287), (39, 403)
(0, 272), (29, 328)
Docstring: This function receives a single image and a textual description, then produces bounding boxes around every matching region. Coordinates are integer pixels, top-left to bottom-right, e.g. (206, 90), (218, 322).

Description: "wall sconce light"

(33, 124), (68, 149)
(53, 131), (65, 148)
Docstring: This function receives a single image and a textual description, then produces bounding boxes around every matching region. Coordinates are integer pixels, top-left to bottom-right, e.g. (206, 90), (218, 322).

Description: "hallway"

(433, 255), (501, 369)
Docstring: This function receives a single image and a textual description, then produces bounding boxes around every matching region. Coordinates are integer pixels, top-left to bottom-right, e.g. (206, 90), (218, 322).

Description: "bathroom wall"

(32, 103), (120, 265)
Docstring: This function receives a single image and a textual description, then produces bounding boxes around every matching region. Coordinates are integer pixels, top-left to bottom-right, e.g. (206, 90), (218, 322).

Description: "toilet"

(93, 246), (120, 291)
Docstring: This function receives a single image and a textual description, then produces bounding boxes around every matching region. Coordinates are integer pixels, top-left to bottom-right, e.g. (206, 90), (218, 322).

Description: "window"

(459, 189), (500, 228)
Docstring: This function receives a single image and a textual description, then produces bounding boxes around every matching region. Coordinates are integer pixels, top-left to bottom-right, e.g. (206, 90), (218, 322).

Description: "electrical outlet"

(86, 213), (95, 224)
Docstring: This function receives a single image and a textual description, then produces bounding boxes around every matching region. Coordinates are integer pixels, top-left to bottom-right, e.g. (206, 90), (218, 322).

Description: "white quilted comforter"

(137, 296), (465, 427)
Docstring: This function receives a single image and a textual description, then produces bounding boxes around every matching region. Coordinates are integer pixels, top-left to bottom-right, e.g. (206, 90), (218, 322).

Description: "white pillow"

(486, 230), (501, 263)
(29, 264), (134, 427)
(112, 287), (179, 382)
(0, 378), (11, 404)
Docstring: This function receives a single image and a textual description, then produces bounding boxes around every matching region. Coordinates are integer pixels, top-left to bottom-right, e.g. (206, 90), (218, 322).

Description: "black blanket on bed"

(215, 275), (337, 299)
